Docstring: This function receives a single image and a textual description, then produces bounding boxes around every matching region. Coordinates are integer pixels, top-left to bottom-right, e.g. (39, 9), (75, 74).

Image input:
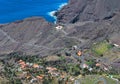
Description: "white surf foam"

(48, 3), (68, 24)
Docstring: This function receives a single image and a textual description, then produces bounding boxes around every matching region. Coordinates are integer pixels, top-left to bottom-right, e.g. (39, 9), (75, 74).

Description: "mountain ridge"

(56, 0), (120, 23)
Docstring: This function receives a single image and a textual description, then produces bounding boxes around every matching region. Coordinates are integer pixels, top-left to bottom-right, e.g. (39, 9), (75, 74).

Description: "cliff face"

(56, 0), (120, 23)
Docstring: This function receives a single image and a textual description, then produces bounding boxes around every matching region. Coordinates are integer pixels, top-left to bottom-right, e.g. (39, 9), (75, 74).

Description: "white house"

(55, 25), (63, 30)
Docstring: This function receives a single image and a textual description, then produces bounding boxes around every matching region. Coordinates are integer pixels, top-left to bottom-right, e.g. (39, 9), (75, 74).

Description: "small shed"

(55, 25), (63, 30)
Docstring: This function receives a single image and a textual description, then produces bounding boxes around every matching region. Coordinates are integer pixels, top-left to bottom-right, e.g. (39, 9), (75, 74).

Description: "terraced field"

(75, 75), (119, 84)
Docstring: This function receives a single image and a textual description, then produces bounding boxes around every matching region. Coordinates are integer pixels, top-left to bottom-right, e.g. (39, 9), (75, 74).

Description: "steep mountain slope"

(0, 17), (81, 56)
(0, 13), (120, 56)
(56, 0), (120, 23)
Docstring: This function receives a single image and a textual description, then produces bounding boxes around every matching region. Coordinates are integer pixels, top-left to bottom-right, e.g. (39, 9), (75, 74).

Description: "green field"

(76, 75), (119, 84)
(92, 41), (112, 56)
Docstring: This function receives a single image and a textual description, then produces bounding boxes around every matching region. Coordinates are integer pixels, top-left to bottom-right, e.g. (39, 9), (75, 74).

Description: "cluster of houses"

(17, 60), (44, 83)
(80, 61), (110, 72)
(18, 59), (43, 70)
(67, 45), (110, 73)
(46, 67), (60, 77)
(17, 57), (106, 83)
(16, 59), (68, 83)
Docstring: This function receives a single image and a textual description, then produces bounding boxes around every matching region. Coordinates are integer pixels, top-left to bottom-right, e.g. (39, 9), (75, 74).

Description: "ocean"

(0, 0), (68, 23)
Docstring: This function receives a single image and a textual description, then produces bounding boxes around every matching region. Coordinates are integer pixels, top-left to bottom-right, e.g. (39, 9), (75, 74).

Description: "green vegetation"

(59, 56), (66, 62)
(2, 63), (22, 84)
(113, 75), (120, 79)
(66, 63), (80, 76)
(105, 76), (117, 84)
(85, 59), (95, 67)
(0, 53), (76, 84)
(0, 52), (120, 84)
(92, 41), (112, 56)
(80, 75), (99, 84)
(76, 75), (118, 84)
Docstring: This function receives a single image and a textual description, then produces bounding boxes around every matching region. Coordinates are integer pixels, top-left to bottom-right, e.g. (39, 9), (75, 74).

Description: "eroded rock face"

(0, 17), (81, 56)
(1, 15), (119, 56)
(56, 0), (120, 23)
(0, 17), (53, 55)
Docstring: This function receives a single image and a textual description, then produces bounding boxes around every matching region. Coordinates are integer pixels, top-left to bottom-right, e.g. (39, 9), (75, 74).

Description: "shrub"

(92, 41), (112, 56)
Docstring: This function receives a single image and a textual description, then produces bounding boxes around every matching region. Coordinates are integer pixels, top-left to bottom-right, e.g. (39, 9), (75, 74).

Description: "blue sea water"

(0, 0), (68, 23)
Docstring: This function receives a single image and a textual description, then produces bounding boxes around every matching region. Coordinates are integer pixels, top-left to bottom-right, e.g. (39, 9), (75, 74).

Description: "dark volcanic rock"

(61, 12), (120, 49)
(0, 17), (55, 55)
(56, 0), (120, 23)
(0, 14), (120, 56)
(0, 17), (81, 56)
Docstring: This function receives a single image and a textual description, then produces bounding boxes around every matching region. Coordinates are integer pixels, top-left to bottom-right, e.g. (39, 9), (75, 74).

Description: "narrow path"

(72, 21), (94, 27)
(23, 43), (64, 50)
(0, 29), (17, 43)
(111, 78), (119, 84)
(74, 79), (81, 84)
(60, 30), (68, 35)
(64, 21), (94, 29)
(63, 36), (86, 43)
(106, 76), (119, 84)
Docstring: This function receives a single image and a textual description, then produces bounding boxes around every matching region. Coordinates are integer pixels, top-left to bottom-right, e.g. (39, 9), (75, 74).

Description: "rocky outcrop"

(56, 0), (120, 23)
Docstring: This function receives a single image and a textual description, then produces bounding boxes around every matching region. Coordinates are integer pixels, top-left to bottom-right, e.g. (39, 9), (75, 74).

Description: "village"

(0, 36), (120, 84)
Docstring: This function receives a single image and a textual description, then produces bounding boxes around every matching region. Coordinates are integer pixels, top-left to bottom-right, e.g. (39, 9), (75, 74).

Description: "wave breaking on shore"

(48, 3), (67, 24)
